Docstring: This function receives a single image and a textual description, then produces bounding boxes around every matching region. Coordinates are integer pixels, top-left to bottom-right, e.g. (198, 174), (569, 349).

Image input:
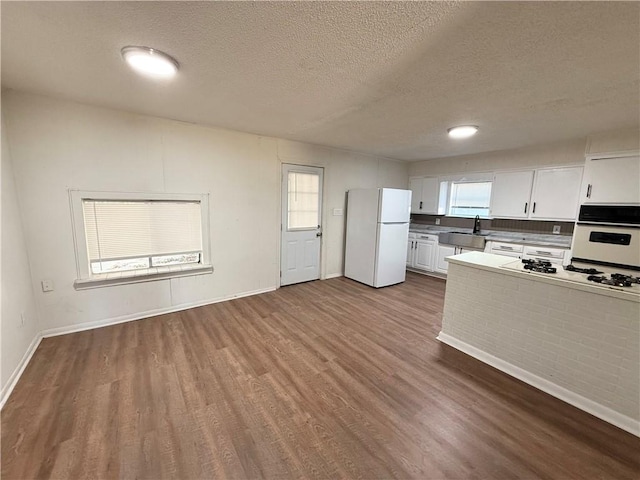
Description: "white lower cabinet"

(522, 245), (567, 265)
(407, 234), (437, 272)
(488, 241), (523, 258)
(414, 241), (436, 271)
(435, 245), (456, 273)
(487, 240), (568, 265)
(406, 235), (415, 266)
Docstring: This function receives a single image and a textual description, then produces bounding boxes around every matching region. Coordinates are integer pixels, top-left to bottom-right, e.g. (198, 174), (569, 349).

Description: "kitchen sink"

(438, 232), (487, 249)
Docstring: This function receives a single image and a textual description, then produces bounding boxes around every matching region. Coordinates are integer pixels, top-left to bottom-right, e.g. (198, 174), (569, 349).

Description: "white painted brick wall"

(442, 262), (640, 421)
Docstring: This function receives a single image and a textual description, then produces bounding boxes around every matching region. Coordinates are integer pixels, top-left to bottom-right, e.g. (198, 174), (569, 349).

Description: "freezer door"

(374, 222), (409, 287)
(379, 188), (412, 223)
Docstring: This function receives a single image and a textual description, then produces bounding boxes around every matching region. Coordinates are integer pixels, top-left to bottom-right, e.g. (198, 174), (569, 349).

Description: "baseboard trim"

(323, 273), (343, 280)
(0, 333), (43, 410)
(437, 332), (640, 437)
(41, 286), (277, 339)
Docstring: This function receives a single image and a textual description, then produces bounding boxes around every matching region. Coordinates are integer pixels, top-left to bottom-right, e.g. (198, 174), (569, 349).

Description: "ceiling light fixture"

(448, 125), (479, 139)
(121, 46), (179, 79)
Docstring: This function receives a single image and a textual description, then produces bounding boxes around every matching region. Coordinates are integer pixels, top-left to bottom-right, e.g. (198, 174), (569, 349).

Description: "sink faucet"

(472, 215), (481, 234)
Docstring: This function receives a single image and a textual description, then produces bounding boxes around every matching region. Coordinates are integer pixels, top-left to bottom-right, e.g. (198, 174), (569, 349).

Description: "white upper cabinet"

(490, 167), (584, 220)
(409, 176), (440, 214)
(529, 166), (583, 220)
(490, 170), (534, 218)
(581, 155), (640, 204)
(409, 177), (423, 213)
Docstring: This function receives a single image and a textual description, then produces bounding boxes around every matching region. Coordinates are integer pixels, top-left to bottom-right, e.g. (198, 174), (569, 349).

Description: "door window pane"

(287, 172), (319, 229)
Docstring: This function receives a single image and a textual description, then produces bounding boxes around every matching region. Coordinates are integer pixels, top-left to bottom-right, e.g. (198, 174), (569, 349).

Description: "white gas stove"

(500, 259), (640, 297)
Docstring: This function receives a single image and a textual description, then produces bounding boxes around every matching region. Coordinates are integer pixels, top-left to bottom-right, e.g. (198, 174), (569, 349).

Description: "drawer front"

(491, 242), (524, 254)
(523, 246), (566, 259)
(416, 234), (438, 242)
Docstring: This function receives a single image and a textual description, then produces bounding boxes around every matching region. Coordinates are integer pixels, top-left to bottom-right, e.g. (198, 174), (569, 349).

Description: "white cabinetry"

(435, 244), (483, 274)
(487, 241), (568, 265)
(581, 155), (640, 204)
(522, 245), (567, 265)
(407, 233), (437, 272)
(409, 177), (440, 214)
(529, 167), (583, 220)
(488, 241), (523, 258)
(435, 245), (456, 273)
(490, 170), (535, 218)
(406, 234), (415, 266)
(491, 166), (584, 221)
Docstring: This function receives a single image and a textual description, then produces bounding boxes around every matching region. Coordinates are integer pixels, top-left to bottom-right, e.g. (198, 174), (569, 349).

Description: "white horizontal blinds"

(450, 182), (492, 207)
(287, 172), (319, 229)
(449, 181), (492, 216)
(82, 200), (202, 261)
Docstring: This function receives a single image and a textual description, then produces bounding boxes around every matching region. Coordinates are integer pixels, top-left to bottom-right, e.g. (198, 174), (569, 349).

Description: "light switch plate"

(435, 218), (441, 225)
(332, 208), (343, 216)
(41, 279), (54, 292)
(553, 225), (561, 234)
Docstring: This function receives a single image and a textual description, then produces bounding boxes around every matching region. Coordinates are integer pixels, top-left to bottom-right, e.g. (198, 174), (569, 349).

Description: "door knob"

(316, 232), (322, 237)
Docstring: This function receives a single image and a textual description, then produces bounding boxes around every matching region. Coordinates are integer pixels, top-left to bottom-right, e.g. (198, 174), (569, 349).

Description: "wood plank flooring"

(2, 273), (639, 479)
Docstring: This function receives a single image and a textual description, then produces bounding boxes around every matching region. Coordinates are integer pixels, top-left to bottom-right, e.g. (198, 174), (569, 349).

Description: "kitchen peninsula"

(439, 252), (640, 436)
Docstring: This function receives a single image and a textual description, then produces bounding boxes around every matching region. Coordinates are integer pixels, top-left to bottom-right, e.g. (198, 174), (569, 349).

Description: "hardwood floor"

(2, 272), (639, 479)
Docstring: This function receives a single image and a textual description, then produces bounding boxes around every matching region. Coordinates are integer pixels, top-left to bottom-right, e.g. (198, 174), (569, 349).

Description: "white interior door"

(280, 164), (323, 286)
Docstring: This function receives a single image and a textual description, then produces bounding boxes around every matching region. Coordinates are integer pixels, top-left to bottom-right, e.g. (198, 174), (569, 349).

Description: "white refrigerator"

(344, 188), (412, 288)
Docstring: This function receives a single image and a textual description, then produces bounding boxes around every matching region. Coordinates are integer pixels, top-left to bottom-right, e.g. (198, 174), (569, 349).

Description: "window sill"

(74, 264), (213, 290)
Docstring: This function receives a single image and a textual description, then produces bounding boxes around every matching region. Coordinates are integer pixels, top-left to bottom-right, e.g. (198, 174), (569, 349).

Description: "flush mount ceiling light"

(448, 125), (479, 139)
(121, 46), (179, 79)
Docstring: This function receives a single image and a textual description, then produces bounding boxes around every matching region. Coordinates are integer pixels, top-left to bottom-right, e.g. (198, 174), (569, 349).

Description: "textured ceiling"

(2, 1), (639, 161)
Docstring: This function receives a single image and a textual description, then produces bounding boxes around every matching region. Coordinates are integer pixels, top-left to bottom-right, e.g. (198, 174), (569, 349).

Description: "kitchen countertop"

(447, 251), (640, 303)
(409, 224), (572, 248)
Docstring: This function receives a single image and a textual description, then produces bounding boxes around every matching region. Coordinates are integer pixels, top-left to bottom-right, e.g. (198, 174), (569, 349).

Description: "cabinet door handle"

(419, 201), (423, 210)
(524, 202), (528, 214)
(532, 202), (536, 213)
(586, 184), (592, 198)
(499, 246), (514, 250)
(535, 250), (551, 255)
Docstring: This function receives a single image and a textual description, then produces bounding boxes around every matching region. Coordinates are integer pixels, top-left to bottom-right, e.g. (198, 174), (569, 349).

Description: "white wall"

(409, 138), (586, 177)
(2, 91), (408, 334)
(586, 127), (639, 156)
(1, 111), (41, 396)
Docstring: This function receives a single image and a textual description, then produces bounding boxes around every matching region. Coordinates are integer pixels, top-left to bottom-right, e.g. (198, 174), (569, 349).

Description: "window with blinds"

(448, 181), (492, 217)
(82, 200), (203, 274)
(287, 171), (320, 230)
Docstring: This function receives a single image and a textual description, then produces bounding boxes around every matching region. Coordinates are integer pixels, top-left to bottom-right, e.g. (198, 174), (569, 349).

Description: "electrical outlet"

(435, 218), (441, 225)
(41, 279), (54, 292)
(553, 225), (561, 234)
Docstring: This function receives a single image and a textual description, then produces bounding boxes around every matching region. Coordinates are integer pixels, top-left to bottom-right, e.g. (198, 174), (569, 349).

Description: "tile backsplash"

(411, 214), (574, 235)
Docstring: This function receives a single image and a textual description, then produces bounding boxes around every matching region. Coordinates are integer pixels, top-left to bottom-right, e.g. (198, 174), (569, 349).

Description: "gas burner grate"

(587, 274), (640, 287)
(522, 259), (557, 274)
(564, 264), (603, 275)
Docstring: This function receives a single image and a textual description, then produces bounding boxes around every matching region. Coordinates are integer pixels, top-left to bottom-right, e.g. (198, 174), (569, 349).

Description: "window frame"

(447, 180), (493, 218)
(69, 190), (212, 289)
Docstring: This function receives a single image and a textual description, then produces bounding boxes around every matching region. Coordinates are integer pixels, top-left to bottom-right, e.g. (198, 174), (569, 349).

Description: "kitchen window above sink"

(448, 181), (492, 218)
